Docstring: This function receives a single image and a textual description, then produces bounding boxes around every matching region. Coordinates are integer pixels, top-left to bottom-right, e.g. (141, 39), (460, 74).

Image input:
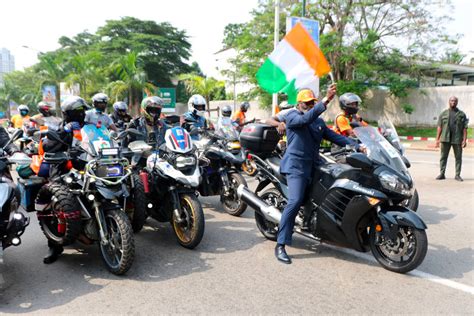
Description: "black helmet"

(339, 93), (361, 115)
(240, 101), (250, 112)
(91, 93), (109, 113)
(221, 105), (232, 117)
(61, 96), (89, 124)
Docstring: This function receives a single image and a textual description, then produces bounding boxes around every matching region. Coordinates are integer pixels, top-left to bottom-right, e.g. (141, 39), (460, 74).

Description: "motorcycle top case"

(239, 123), (279, 156)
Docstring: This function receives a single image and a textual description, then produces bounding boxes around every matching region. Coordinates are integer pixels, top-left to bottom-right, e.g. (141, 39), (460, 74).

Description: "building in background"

(0, 48), (15, 86)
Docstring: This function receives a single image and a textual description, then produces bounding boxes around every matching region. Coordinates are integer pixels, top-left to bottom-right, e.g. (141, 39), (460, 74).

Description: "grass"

(396, 126), (473, 139)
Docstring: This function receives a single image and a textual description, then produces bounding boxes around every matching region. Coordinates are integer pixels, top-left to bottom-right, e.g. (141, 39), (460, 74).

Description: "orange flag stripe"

(285, 22), (331, 77)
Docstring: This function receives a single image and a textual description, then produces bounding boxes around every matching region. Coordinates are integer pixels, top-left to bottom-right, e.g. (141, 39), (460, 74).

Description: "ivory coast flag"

(256, 22), (331, 104)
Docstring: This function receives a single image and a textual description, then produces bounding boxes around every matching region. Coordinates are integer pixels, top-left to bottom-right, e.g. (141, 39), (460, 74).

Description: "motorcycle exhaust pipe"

(236, 185), (281, 224)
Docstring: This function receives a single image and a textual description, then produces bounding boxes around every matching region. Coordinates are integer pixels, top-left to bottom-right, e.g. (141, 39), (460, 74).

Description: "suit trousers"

(440, 142), (463, 176)
(277, 174), (311, 245)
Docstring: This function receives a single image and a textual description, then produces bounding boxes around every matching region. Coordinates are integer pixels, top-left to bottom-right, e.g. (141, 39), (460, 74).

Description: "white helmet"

(18, 104), (29, 112)
(187, 94), (207, 117)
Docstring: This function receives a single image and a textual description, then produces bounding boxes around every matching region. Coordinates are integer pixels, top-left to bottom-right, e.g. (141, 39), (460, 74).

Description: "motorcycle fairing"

(165, 127), (193, 154)
(378, 205), (427, 230)
(147, 155), (200, 187)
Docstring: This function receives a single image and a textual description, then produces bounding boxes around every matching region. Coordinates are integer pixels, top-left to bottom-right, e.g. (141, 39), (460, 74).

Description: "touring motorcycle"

(239, 125), (427, 273)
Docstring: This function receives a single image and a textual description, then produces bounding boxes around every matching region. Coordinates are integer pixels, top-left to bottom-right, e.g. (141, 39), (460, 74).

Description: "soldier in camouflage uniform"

(435, 96), (469, 181)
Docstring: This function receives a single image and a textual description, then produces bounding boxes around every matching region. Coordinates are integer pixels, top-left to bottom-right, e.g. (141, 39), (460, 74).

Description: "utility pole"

(302, 0), (306, 17)
(272, 0), (280, 115)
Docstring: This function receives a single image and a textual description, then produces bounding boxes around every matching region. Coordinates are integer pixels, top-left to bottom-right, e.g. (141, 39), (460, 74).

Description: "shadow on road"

(0, 199), (263, 313)
(418, 204), (456, 225)
(423, 243), (474, 279)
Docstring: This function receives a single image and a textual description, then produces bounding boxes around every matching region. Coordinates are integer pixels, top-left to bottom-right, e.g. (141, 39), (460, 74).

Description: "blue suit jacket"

(280, 102), (326, 178)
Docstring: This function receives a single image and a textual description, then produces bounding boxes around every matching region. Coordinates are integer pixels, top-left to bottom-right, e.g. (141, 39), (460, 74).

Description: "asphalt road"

(0, 149), (473, 314)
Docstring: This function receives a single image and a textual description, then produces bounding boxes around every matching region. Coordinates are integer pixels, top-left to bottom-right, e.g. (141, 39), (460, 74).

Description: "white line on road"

(322, 245), (474, 296)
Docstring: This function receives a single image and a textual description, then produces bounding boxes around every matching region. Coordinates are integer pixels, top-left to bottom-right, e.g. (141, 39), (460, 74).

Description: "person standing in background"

(435, 96), (469, 181)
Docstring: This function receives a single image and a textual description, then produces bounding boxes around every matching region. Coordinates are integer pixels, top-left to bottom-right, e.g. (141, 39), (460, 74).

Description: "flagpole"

(272, 0), (280, 115)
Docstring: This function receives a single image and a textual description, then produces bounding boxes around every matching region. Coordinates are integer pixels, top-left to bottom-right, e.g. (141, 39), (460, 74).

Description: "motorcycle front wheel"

(241, 158), (257, 176)
(254, 189), (281, 241)
(129, 174), (148, 233)
(171, 193), (205, 249)
(221, 172), (248, 217)
(369, 223), (427, 273)
(99, 209), (135, 275)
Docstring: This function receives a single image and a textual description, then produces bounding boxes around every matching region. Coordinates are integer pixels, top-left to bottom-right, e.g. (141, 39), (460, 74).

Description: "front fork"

(170, 187), (186, 225)
(93, 201), (109, 245)
(219, 167), (231, 196)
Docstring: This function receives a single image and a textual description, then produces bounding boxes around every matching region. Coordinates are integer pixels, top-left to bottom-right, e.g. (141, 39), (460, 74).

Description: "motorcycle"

(0, 130), (32, 258)
(133, 126), (205, 249)
(194, 122), (248, 217)
(239, 125), (428, 273)
(36, 124), (135, 275)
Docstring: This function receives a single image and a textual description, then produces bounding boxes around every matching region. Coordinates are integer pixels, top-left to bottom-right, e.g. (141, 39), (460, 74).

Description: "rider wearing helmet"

(85, 93), (117, 132)
(11, 104), (31, 129)
(333, 93), (367, 137)
(31, 101), (61, 130)
(110, 101), (132, 130)
(232, 101), (255, 132)
(39, 96), (90, 265)
(216, 104), (238, 136)
(127, 96), (168, 148)
(182, 94), (211, 140)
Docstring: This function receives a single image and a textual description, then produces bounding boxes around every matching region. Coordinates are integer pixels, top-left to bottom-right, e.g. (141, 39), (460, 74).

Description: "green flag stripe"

(256, 59), (297, 103)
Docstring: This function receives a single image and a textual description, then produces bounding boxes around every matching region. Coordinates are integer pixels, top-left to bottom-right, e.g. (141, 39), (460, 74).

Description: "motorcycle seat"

(265, 156), (287, 185)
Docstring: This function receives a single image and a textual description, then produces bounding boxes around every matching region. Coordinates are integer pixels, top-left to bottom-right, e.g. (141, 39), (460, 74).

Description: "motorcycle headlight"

(379, 171), (412, 196)
(175, 155), (196, 169)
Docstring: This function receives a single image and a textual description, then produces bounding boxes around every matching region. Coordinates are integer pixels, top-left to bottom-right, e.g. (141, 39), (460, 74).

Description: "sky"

(0, 0), (473, 75)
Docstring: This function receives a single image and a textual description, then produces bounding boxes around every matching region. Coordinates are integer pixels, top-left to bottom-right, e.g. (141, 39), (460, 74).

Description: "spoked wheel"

(369, 223), (427, 273)
(401, 189), (419, 212)
(171, 194), (205, 249)
(99, 209), (135, 275)
(221, 172), (248, 217)
(255, 188), (283, 241)
(36, 184), (81, 246)
(242, 158), (257, 176)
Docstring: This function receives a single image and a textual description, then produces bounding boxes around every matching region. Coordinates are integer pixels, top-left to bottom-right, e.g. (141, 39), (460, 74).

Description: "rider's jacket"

(110, 112), (132, 130)
(127, 117), (168, 149)
(181, 111), (208, 140)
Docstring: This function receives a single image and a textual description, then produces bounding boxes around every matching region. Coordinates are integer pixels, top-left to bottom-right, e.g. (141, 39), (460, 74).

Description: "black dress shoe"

(43, 245), (64, 264)
(436, 174), (446, 180)
(455, 175), (464, 182)
(275, 245), (292, 264)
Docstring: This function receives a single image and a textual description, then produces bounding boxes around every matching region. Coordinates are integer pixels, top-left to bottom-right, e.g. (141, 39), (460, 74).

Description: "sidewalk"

(403, 141), (474, 155)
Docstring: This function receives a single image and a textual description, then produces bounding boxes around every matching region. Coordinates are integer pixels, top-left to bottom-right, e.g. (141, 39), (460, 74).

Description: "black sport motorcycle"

(195, 127), (248, 217)
(239, 126), (428, 273)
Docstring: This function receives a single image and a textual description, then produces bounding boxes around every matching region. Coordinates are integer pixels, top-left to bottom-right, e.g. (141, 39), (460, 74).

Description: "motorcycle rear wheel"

(221, 172), (248, 217)
(37, 183), (81, 246)
(171, 194), (205, 249)
(254, 189), (281, 241)
(99, 209), (135, 275)
(369, 223), (427, 273)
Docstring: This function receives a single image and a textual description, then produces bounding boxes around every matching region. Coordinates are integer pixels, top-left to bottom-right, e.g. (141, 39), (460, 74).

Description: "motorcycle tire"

(255, 188), (281, 241)
(221, 172), (248, 217)
(405, 189), (419, 212)
(171, 193), (205, 249)
(369, 223), (427, 273)
(37, 183), (81, 246)
(99, 209), (135, 275)
(130, 174), (148, 233)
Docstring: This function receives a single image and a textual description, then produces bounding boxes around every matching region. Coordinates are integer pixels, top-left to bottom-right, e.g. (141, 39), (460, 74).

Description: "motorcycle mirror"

(346, 153), (373, 170)
(401, 155), (411, 168)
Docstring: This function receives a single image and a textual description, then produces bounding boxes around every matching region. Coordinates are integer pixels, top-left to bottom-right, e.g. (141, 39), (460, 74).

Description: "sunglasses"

(304, 100), (315, 106)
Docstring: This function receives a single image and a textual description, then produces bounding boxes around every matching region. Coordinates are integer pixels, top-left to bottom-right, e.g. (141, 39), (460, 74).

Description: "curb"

(400, 136), (474, 143)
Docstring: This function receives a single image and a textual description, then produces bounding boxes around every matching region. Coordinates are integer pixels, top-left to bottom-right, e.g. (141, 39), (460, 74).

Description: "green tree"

(107, 52), (155, 115)
(223, 0), (459, 108)
(178, 74), (225, 106)
(64, 51), (106, 99)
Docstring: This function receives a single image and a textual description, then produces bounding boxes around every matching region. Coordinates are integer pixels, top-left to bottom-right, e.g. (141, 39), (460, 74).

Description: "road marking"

(322, 245), (474, 295)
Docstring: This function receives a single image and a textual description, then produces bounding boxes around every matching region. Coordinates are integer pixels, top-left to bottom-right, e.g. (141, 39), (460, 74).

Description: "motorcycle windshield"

(81, 124), (114, 156)
(216, 117), (239, 140)
(378, 118), (402, 145)
(353, 126), (408, 175)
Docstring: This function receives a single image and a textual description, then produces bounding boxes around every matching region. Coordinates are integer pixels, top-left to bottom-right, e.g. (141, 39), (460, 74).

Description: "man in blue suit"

(274, 86), (361, 264)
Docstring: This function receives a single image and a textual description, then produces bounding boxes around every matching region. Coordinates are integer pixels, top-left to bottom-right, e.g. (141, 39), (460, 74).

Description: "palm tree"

(65, 51), (105, 100)
(178, 74), (225, 106)
(107, 52), (155, 115)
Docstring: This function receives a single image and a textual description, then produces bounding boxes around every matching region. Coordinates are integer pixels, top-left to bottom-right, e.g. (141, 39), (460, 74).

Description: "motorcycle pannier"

(240, 123), (279, 156)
